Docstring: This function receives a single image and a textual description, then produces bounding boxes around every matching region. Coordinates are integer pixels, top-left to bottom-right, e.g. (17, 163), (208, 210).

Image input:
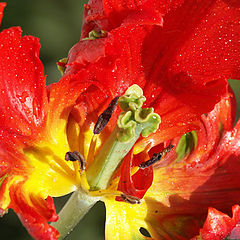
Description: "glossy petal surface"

(194, 205), (240, 240)
(9, 184), (59, 240)
(105, 197), (150, 240)
(0, 27), (47, 138)
(81, 0), (163, 37)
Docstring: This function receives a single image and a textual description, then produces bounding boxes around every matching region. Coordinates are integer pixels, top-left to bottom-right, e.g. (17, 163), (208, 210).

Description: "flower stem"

(51, 190), (99, 239)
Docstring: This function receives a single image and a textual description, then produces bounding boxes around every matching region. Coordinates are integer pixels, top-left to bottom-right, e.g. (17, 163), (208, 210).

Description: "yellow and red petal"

(105, 195), (202, 240)
(9, 182), (59, 240)
(0, 53), (110, 239)
(46, 73), (93, 142)
(0, 11), (92, 239)
(104, 196), (152, 240)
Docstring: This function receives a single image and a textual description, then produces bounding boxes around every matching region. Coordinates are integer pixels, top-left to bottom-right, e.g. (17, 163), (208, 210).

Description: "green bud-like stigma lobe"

(117, 84), (161, 142)
(134, 108), (161, 137)
(117, 111), (137, 142)
(118, 84), (146, 111)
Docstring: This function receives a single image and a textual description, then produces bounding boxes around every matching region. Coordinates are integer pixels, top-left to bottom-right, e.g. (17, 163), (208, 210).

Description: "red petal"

(140, 0), (240, 141)
(0, 133), (27, 204)
(143, 1), (240, 86)
(0, 2), (6, 25)
(169, 1), (240, 81)
(0, 27), (47, 139)
(81, 1), (108, 38)
(81, 0), (163, 38)
(102, 0), (163, 27)
(198, 205), (240, 240)
(230, 206), (240, 239)
(232, 205), (240, 224)
(200, 207), (234, 239)
(67, 38), (107, 67)
(9, 183), (59, 240)
(188, 90), (238, 170)
(117, 150), (153, 199)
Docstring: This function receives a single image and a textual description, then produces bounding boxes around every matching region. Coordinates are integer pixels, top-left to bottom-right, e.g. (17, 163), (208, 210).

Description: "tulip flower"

(0, 0), (240, 240)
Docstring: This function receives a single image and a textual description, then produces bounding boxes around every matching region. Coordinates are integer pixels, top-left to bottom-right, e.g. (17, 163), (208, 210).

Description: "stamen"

(65, 151), (86, 171)
(139, 144), (174, 169)
(94, 96), (120, 134)
(120, 194), (142, 204)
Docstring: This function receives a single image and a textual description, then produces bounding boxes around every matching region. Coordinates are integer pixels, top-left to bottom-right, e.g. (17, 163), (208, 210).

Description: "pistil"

(86, 84), (161, 191)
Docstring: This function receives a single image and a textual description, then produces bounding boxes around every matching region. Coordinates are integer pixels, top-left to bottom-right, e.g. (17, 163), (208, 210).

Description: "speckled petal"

(0, 27), (47, 139)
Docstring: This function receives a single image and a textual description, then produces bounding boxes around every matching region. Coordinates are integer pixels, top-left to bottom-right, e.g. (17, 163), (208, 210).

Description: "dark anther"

(139, 144), (174, 169)
(120, 194), (142, 204)
(139, 227), (151, 237)
(65, 151), (86, 171)
(94, 96), (120, 134)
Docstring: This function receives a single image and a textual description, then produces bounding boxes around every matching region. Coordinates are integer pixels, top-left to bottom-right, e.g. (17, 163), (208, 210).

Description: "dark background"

(0, 0), (239, 239)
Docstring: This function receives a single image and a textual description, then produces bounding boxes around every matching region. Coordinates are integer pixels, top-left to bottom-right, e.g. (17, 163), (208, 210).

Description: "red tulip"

(0, 0), (240, 239)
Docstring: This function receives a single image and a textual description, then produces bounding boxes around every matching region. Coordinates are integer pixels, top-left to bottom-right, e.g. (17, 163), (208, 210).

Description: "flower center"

(85, 84), (161, 191)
